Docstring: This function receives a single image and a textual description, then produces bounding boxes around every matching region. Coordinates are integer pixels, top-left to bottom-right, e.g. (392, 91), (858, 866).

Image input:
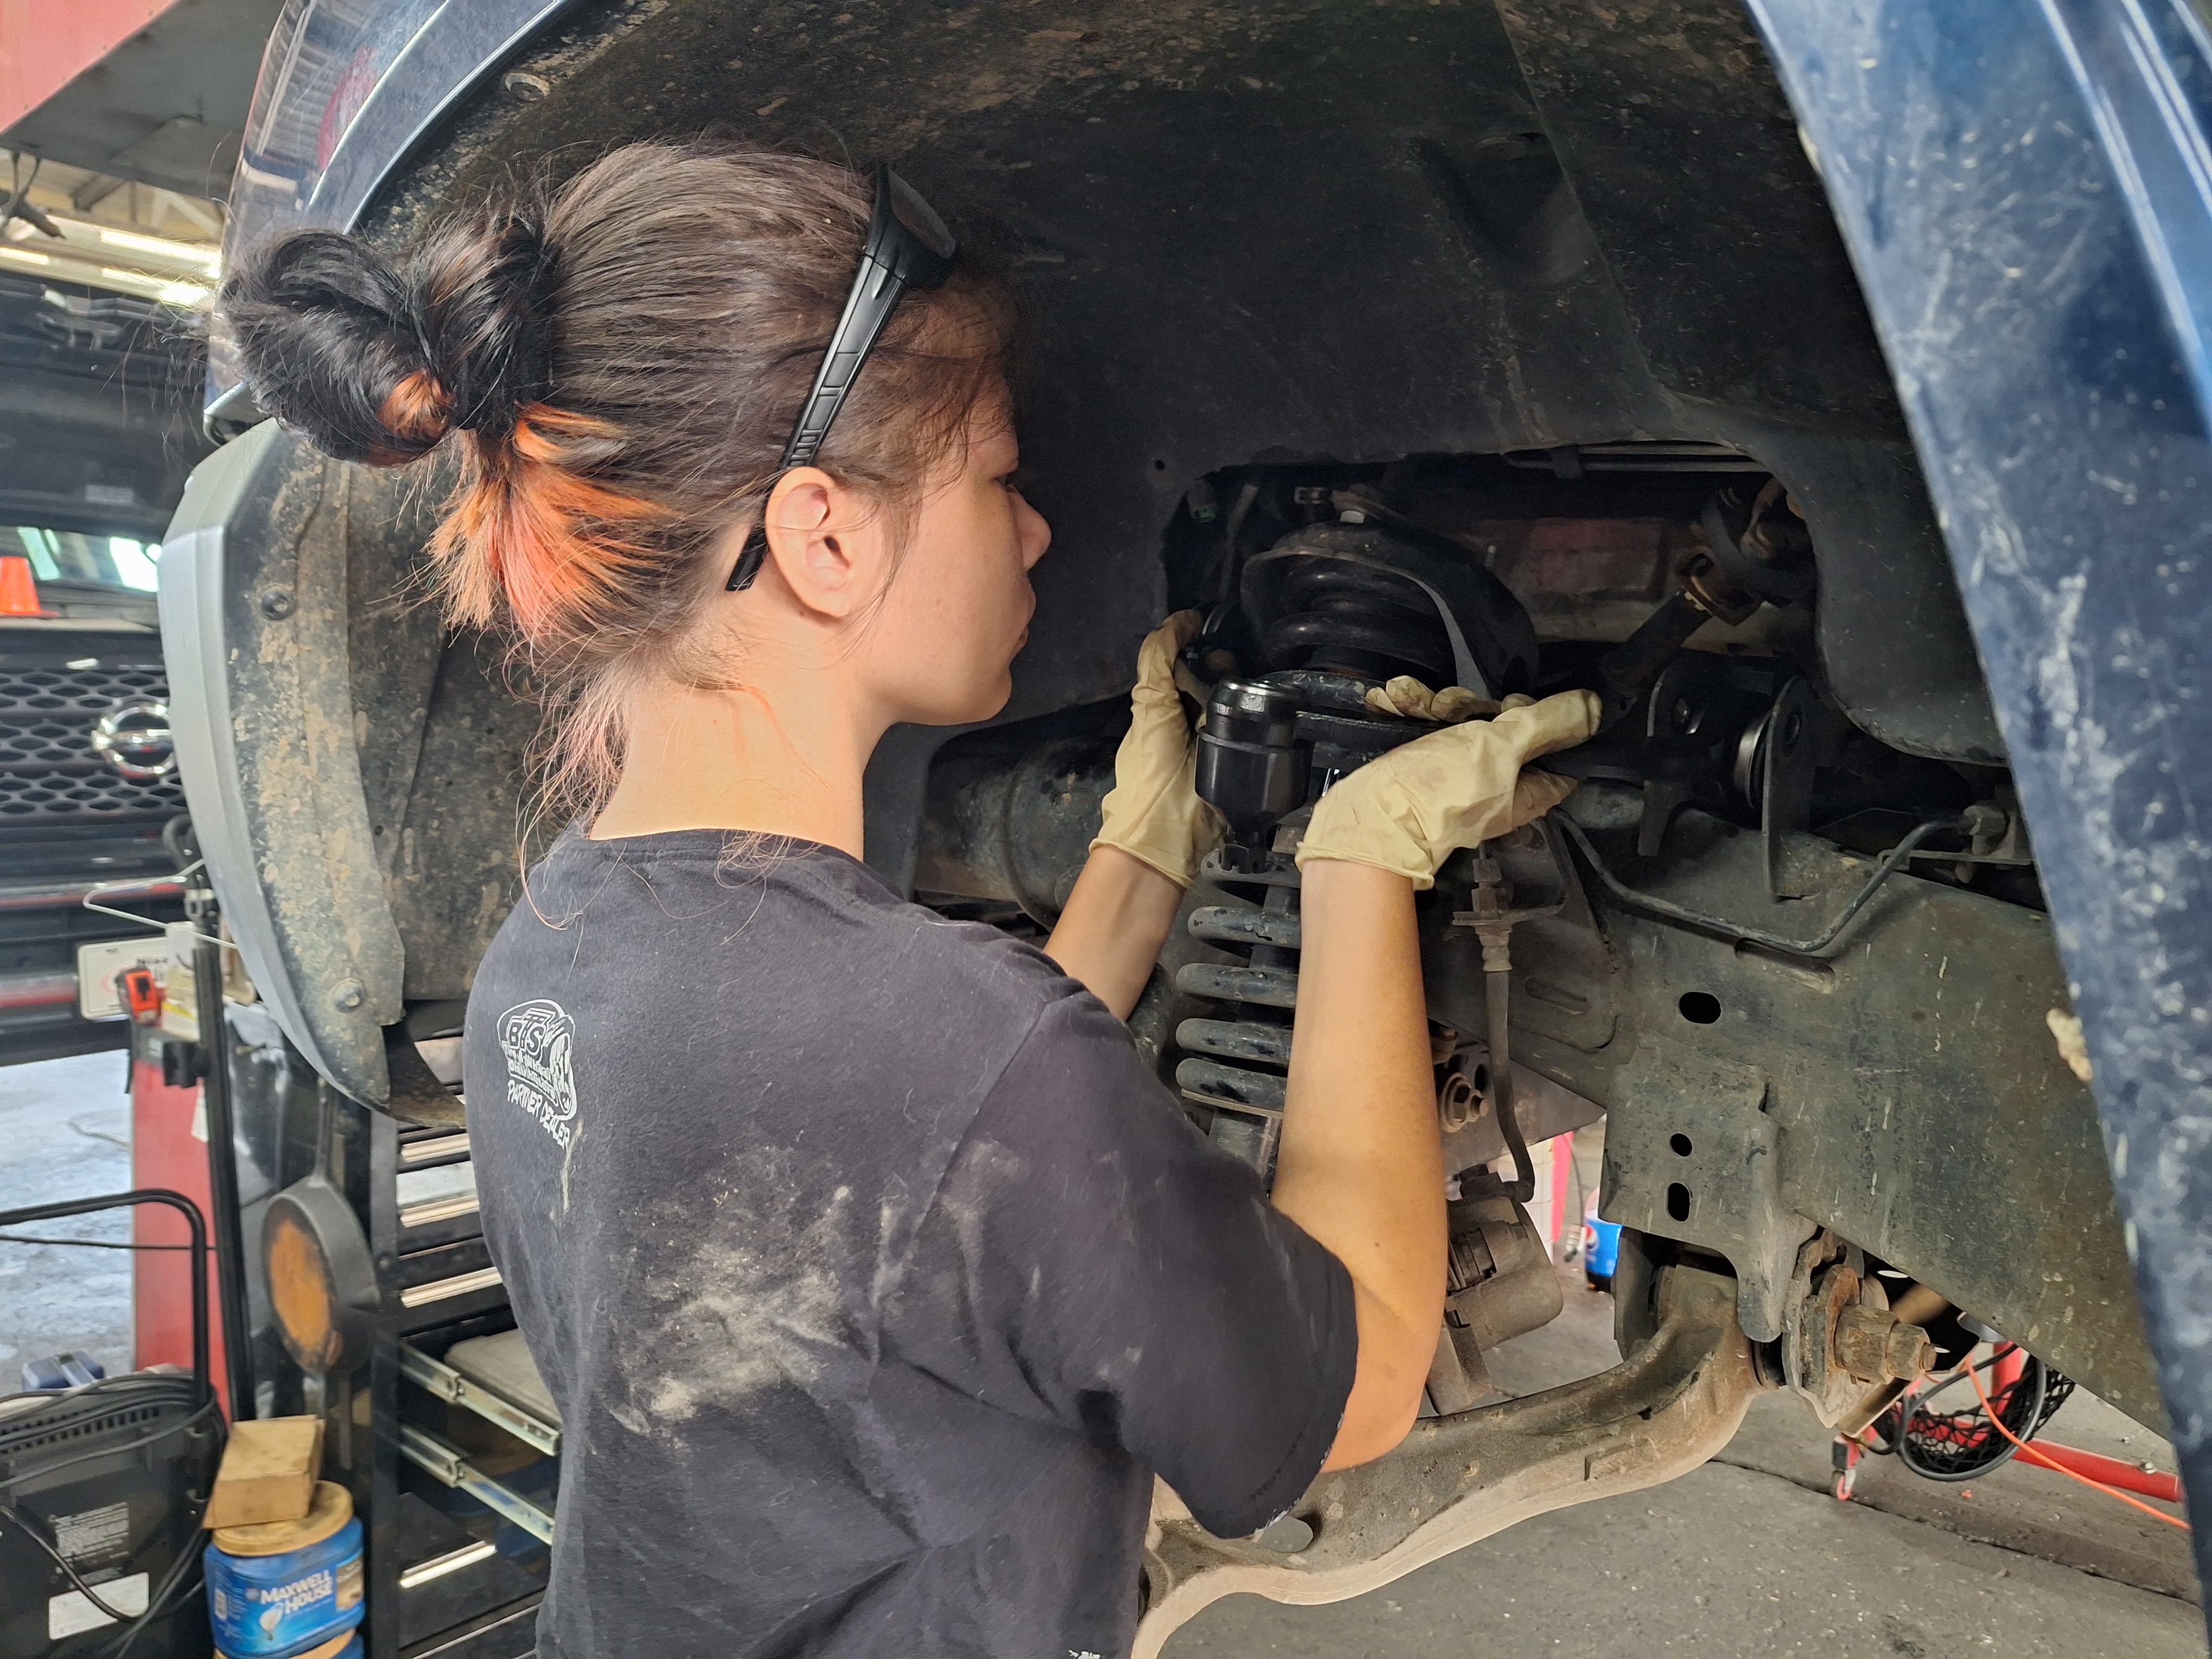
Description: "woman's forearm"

(1043, 845), (1185, 1020)
(1270, 858), (1446, 1468)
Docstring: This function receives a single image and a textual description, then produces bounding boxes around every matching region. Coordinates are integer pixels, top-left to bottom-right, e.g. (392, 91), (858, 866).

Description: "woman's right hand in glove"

(1294, 687), (1602, 889)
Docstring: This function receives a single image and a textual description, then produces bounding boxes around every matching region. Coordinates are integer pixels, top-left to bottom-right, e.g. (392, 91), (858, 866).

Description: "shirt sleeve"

(887, 988), (1359, 1540)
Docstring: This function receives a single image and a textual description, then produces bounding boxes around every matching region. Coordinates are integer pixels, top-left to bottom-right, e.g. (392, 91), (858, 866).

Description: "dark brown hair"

(218, 143), (1013, 809)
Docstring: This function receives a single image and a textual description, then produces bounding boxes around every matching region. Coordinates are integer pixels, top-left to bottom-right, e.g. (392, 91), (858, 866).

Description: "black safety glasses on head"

(726, 163), (960, 590)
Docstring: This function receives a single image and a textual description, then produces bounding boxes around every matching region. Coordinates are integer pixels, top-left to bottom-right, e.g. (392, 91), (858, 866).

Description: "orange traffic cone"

(0, 556), (43, 616)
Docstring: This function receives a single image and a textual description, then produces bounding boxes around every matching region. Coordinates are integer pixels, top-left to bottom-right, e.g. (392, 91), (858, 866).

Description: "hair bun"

(220, 229), (451, 466)
(220, 209), (560, 468)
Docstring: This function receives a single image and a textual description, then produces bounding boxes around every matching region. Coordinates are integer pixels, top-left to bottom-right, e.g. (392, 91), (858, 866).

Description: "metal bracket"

(1759, 678), (1818, 899)
(1597, 1040), (1816, 1343)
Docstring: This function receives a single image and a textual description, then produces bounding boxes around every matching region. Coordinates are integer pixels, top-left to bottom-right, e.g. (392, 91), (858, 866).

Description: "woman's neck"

(589, 672), (880, 857)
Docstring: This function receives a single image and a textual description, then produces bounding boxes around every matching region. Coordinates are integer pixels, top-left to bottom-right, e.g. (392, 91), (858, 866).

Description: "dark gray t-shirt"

(464, 829), (1356, 1659)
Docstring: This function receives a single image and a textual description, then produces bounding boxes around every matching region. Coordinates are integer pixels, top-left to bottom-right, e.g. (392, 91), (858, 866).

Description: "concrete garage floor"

(1166, 1466), (2202, 1658)
(0, 1050), (137, 1380)
(0, 1063), (2201, 1656)
(1167, 1269), (2205, 1659)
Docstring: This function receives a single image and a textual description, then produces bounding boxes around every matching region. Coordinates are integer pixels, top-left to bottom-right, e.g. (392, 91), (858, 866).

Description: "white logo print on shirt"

(498, 999), (578, 1146)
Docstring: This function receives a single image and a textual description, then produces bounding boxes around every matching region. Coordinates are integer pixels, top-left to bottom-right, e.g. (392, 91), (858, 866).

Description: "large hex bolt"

(1834, 1304), (1938, 1385)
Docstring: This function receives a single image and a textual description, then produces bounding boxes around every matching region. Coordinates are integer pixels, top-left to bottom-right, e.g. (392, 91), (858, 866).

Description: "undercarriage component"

(1699, 478), (1816, 608)
(1193, 679), (1307, 847)
(1177, 570), (1476, 1174)
(911, 725), (1116, 923)
(1549, 647), (1834, 867)
(1509, 812), (2158, 1425)
(1136, 1262), (1764, 1655)
(1782, 1233), (1939, 1428)
(1177, 501), (1558, 1176)
(1452, 832), (1572, 1201)
(1835, 1301), (1937, 1388)
(1425, 1188), (1564, 1413)
(1591, 546), (1761, 721)
(1558, 811), (1964, 959)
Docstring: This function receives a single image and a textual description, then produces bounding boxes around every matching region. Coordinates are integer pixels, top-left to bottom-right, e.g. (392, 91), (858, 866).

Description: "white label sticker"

(48, 1571), (147, 1640)
(51, 1501), (130, 1570)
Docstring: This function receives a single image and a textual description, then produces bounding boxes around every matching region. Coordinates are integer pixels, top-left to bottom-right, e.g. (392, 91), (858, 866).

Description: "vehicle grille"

(0, 663), (185, 823)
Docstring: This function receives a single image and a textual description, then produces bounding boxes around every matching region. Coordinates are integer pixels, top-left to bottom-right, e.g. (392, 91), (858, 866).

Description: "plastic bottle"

(204, 1482), (365, 1659)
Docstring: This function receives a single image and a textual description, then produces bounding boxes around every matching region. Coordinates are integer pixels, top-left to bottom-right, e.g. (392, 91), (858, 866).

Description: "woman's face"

(862, 400), (1051, 727)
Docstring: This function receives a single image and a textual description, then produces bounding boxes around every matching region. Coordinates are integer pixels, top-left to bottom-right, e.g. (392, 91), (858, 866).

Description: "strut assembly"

(1155, 479), (1882, 1423)
(1169, 486), (1797, 1191)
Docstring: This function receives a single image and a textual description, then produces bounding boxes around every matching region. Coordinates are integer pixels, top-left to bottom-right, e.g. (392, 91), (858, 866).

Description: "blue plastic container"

(205, 1482), (365, 1659)
(1580, 1216), (1624, 1288)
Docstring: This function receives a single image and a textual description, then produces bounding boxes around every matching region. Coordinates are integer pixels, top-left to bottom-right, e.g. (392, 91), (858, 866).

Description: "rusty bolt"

(1885, 1322), (1938, 1380)
(1835, 1304), (1937, 1384)
(258, 587), (295, 620)
(1833, 1306), (1889, 1382)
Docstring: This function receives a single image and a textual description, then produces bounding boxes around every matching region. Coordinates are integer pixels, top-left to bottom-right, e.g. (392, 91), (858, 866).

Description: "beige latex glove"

(1090, 611), (1225, 888)
(1297, 688), (1602, 889)
(1364, 675), (1499, 723)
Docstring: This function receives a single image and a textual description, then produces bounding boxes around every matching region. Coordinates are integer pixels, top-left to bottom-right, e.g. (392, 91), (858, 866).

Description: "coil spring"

(1263, 560), (1455, 687)
(1179, 560), (1459, 1177)
(1173, 876), (1303, 1178)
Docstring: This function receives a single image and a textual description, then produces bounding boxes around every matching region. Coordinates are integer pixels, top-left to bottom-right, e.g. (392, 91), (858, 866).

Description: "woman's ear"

(757, 468), (886, 621)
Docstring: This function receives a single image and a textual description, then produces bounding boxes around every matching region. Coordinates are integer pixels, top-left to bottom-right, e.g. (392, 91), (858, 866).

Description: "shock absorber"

(1174, 667), (1430, 1178)
(1169, 508), (1545, 1179)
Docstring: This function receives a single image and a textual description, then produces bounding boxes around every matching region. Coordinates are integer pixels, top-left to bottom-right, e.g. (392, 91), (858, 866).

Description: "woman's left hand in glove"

(1088, 610), (1226, 889)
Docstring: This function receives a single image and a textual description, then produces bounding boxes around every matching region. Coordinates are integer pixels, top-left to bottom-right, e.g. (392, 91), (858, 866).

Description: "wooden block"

(202, 1416), (325, 1530)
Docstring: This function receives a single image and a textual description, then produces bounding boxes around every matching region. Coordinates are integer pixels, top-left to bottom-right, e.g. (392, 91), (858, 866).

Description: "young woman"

(221, 142), (1597, 1659)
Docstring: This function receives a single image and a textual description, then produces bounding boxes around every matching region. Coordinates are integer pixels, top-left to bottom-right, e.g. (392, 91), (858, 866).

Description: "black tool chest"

(223, 1007), (558, 1658)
